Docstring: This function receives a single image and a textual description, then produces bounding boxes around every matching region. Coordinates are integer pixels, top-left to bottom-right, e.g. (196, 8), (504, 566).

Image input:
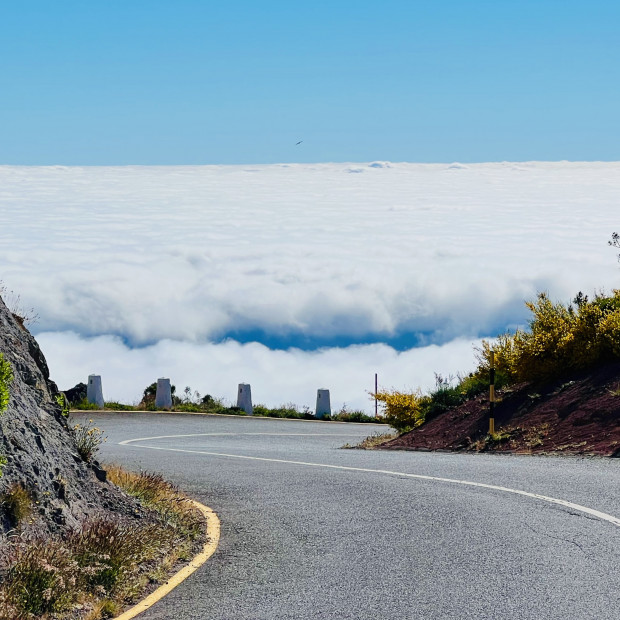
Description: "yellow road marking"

(113, 501), (220, 620)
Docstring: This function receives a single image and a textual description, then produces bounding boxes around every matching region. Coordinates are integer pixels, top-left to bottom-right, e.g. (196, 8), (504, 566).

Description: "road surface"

(79, 412), (620, 619)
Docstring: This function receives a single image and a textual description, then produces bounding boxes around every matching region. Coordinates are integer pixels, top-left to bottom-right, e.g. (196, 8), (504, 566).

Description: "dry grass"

(342, 431), (399, 449)
(0, 483), (32, 528)
(0, 466), (206, 619)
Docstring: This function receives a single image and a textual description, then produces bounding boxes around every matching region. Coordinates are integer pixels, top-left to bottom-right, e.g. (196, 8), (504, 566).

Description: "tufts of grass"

(0, 538), (78, 617)
(342, 431), (398, 449)
(0, 466), (206, 619)
(470, 428), (515, 452)
(103, 402), (136, 411)
(72, 398), (102, 411)
(106, 466), (204, 542)
(0, 484), (32, 528)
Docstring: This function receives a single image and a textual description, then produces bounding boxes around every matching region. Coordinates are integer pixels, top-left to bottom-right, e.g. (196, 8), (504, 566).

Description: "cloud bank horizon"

(2, 161), (618, 410)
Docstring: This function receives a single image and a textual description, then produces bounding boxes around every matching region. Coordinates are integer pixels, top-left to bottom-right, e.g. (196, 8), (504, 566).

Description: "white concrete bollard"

(87, 375), (104, 409)
(155, 378), (173, 410)
(316, 389), (331, 419)
(237, 383), (253, 415)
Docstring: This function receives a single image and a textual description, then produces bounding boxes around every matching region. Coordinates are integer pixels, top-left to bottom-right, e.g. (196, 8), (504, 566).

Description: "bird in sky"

(296, 140), (303, 145)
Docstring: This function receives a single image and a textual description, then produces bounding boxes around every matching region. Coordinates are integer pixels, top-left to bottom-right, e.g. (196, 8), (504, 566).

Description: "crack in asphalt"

(523, 521), (586, 554)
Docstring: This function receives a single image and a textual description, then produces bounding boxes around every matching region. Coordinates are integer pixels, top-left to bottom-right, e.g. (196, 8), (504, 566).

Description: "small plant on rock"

(73, 420), (106, 462)
(0, 484), (32, 528)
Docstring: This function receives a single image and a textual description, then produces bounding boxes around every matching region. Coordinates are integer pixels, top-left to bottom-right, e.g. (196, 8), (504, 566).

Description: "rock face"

(0, 296), (137, 534)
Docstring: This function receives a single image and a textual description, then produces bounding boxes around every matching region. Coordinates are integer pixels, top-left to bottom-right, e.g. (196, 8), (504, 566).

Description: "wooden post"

(489, 351), (496, 434)
(374, 373), (378, 417)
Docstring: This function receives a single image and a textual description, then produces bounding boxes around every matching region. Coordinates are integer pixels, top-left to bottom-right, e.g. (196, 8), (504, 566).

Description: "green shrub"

(104, 401), (136, 411)
(55, 393), (70, 417)
(375, 389), (426, 433)
(2, 541), (78, 616)
(0, 353), (13, 414)
(0, 484), (32, 528)
(475, 290), (620, 384)
(73, 420), (106, 462)
(71, 398), (101, 411)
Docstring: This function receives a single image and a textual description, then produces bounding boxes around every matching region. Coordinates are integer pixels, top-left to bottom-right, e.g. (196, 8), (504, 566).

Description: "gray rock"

(0, 296), (141, 535)
(63, 382), (87, 406)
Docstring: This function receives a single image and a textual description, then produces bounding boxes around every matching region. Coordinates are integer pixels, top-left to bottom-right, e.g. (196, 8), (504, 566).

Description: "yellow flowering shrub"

(374, 389), (427, 433)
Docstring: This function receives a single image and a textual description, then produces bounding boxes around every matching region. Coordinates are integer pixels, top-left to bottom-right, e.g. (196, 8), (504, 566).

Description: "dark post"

(489, 350), (496, 434)
(374, 373), (378, 417)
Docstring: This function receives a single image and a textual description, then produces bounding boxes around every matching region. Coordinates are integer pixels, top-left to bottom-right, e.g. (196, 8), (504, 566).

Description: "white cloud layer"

(1, 162), (619, 347)
(2, 162), (620, 409)
(36, 332), (482, 413)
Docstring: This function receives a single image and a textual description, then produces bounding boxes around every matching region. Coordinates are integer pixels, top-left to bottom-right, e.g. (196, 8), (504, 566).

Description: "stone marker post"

(87, 375), (104, 409)
(155, 378), (173, 410)
(237, 383), (253, 415)
(316, 389), (331, 419)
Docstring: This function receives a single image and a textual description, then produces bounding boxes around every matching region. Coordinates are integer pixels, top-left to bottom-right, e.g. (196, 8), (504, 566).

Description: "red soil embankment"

(382, 362), (620, 456)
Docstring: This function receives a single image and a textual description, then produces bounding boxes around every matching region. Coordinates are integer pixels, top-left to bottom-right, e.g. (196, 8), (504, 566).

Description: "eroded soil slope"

(383, 361), (620, 455)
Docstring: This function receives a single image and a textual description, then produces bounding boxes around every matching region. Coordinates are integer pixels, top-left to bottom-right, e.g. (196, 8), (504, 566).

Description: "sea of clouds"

(1, 161), (618, 411)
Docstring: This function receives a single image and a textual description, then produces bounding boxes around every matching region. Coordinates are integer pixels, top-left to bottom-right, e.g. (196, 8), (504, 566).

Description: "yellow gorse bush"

(477, 290), (620, 383)
(374, 389), (427, 433)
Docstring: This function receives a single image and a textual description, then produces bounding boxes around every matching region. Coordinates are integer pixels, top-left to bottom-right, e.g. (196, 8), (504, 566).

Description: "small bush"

(375, 389), (426, 433)
(0, 353), (13, 414)
(72, 398), (101, 411)
(55, 392), (70, 417)
(0, 484), (32, 528)
(73, 420), (106, 462)
(103, 401), (136, 411)
(1, 539), (78, 616)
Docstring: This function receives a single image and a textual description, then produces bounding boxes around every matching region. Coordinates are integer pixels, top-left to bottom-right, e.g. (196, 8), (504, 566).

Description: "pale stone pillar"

(87, 375), (104, 409)
(316, 389), (331, 419)
(155, 378), (173, 410)
(237, 383), (253, 415)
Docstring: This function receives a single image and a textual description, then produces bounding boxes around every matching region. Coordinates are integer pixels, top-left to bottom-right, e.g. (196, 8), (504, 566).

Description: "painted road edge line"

(113, 500), (221, 620)
(121, 435), (620, 529)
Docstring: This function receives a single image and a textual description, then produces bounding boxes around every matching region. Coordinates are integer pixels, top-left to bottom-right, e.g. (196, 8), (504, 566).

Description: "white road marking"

(120, 432), (360, 444)
(119, 433), (620, 529)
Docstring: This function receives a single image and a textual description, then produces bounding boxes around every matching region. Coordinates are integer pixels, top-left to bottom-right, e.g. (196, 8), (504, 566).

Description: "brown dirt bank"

(381, 361), (620, 456)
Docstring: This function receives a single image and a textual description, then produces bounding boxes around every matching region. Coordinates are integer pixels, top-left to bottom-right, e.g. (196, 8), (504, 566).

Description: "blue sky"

(2, 0), (619, 164)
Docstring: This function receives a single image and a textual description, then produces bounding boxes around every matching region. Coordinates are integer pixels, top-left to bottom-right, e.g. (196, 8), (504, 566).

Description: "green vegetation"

(0, 466), (205, 620)
(73, 420), (107, 462)
(475, 289), (620, 385)
(71, 398), (102, 411)
(0, 484), (32, 529)
(376, 288), (620, 435)
(55, 392), (70, 417)
(0, 354), (12, 478)
(342, 431), (398, 450)
(0, 353), (13, 414)
(71, 384), (384, 423)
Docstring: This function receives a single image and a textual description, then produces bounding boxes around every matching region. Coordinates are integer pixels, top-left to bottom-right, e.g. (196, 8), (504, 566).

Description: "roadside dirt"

(382, 361), (620, 456)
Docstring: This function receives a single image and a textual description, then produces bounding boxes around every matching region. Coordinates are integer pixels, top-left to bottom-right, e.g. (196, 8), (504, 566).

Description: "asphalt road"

(78, 412), (620, 620)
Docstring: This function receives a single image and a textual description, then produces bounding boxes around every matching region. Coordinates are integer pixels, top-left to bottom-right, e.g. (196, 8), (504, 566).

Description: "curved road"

(80, 412), (620, 620)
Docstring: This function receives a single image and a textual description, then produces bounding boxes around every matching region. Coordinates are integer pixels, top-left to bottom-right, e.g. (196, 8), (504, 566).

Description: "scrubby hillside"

(0, 295), (140, 533)
(377, 288), (620, 456)
(383, 361), (620, 455)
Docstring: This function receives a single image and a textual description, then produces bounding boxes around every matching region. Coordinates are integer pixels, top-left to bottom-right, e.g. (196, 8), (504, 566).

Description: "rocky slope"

(0, 296), (139, 534)
(383, 361), (620, 456)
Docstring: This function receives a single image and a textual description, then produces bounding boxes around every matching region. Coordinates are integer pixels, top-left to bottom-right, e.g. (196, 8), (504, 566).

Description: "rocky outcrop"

(0, 296), (139, 534)
(64, 382), (88, 406)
